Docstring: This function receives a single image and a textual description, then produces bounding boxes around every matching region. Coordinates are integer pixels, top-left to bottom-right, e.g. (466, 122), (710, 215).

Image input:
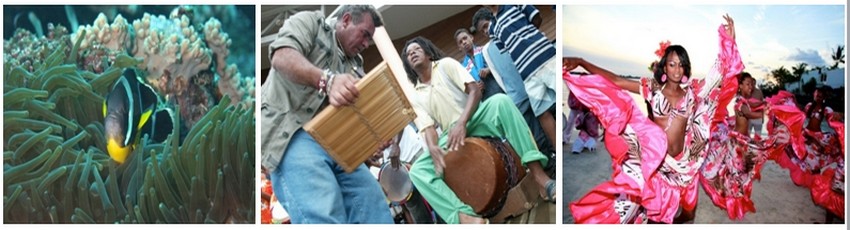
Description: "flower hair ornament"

(649, 40), (671, 73)
(654, 40), (672, 59)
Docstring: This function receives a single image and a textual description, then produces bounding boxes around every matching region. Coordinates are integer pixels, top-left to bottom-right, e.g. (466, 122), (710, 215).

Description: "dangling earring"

(681, 75), (688, 83)
(662, 74), (667, 82)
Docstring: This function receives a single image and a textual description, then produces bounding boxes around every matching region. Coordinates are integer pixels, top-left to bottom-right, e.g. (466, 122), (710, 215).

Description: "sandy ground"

(562, 136), (842, 224)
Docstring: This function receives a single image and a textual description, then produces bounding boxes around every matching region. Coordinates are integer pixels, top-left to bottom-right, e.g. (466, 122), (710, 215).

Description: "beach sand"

(562, 139), (841, 224)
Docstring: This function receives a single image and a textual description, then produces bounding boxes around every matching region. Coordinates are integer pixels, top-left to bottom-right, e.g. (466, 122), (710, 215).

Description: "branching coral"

(73, 13), (130, 52)
(216, 65), (255, 109)
(4, 9), (255, 223)
(131, 12), (211, 98)
(204, 18), (255, 109)
(70, 13), (131, 73)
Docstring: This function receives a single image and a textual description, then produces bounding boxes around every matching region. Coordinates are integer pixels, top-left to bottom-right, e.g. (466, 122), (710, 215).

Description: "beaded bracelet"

(317, 69), (332, 96)
(326, 72), (338, 96)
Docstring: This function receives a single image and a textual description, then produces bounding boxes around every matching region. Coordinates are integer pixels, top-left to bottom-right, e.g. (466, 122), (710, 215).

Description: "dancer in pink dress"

(563, 14), (743, 224)
(699, 73), (774, 220)
(765, 87), (845, 221)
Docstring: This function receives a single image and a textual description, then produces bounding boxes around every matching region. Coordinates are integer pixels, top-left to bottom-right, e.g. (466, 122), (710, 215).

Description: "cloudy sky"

(562, 5), (845, 84)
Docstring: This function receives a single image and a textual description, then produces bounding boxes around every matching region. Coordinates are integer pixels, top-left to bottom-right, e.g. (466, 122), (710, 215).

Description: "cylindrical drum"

(443, 137), (526, 217)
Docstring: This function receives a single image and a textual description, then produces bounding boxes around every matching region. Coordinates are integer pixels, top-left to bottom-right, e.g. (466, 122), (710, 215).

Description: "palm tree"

(770, 66), (794, 90)
(792, 62), (808, 94)
(831, 45), (845, 70)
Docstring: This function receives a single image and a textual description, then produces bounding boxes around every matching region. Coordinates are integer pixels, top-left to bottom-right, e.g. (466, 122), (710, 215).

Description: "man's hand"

(389, 142), (401, 169)
(377, 139), (393, 151)
(365, 151), (382, 168)
(328, 73), (360, 106)
(478, 68), (491, 79)
(429, 145), (447, 177)
(447, 124), (467, 152)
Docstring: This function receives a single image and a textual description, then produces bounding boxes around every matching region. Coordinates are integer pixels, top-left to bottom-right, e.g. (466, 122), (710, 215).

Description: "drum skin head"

(443, 137), (524, 215)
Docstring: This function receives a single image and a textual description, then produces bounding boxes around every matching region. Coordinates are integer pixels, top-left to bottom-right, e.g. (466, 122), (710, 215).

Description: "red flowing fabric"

(697, 27), (753, 221)
(564, 73), (666, 224)
(810, 167), (844, 219)
(827, 119), (844, 153)
(763, 92), (813, 186)
(700, 116), (768, 220)
(811, 119), (845, 219)
(765, 91), (807, 159)
(764, 91), (845, 219)
(766, 94), (807, 160)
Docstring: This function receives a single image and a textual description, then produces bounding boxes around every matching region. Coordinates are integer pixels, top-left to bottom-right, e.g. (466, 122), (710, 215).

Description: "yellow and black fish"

(103, 69), (174, 164)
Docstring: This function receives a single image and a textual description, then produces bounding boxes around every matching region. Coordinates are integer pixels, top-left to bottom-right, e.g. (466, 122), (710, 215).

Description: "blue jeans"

(270, 129), (393, 224)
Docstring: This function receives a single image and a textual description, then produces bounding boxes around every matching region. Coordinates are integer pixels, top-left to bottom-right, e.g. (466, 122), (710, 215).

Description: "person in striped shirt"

(473, 5), (557, 150)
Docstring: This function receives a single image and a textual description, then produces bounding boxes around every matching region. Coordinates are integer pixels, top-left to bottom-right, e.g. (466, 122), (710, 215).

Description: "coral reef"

(3, 23), (73, 73)
(74, 13), (131, 52)
(4, 6), (255, 224)
(130, 12), (213, 130)
(169, 5), (256, 77)
(131, 12), (211, 97)
(71, 13), (131, 73)
(59, 6), (255, 130)
(204, 17), (254, 109)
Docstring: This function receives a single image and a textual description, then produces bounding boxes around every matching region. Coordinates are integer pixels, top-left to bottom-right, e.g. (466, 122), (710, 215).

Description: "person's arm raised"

(564, 57), (641, 94)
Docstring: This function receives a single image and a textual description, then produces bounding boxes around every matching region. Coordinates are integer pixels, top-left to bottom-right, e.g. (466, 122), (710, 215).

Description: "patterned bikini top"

(639, 78), (694, 120)
(639, 77), (705, 187)
(805, 102), (833, 121)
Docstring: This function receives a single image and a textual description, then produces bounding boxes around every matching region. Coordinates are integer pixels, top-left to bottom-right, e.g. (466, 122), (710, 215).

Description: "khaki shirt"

(261, 11), (364, 172)
(412, 58), (476, 133)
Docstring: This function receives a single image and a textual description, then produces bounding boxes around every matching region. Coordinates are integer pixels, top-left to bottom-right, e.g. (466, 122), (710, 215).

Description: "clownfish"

(103, 69), (174, 164)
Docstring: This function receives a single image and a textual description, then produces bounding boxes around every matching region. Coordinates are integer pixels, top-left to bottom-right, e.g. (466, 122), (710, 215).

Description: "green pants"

(409, 94), (548, 223)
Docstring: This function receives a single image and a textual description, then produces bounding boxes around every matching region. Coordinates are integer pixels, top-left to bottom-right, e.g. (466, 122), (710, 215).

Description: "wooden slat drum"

(304, 61), (417, 173)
